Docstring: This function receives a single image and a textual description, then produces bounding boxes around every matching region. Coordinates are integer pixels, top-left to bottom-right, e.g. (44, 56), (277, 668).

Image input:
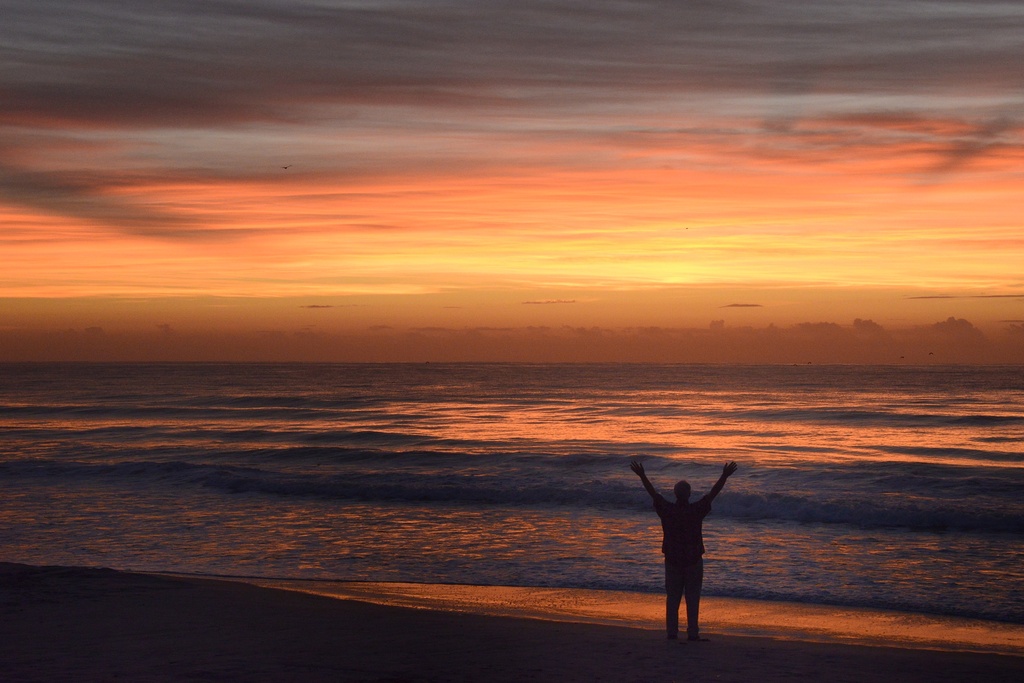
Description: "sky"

(2, 0), (1023, 362)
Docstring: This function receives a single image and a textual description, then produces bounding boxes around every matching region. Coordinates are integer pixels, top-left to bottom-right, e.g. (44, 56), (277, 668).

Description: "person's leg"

(664, 560), (684, 639)
(682, 559), (704, 640)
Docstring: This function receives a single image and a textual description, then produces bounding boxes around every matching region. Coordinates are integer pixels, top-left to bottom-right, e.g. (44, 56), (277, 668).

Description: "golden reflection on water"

(12, 374), (1022, 471)
(309, 388), (1023, 469)
(325, 503), (642, 565)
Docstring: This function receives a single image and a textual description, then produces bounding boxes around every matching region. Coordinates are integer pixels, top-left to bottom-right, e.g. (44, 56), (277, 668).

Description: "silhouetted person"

(630, 459), (738, 641)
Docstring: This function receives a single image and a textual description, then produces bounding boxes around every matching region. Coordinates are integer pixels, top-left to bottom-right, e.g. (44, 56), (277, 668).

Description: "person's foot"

(666, 633), (678, 640)
(687, 636), (710, 642)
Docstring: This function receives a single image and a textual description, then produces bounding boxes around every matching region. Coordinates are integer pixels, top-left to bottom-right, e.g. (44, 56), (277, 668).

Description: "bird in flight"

(282, 165), (292, 169)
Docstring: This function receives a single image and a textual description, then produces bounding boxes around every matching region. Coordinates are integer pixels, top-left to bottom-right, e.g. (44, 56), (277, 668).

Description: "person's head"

(673, 480), (691, 502)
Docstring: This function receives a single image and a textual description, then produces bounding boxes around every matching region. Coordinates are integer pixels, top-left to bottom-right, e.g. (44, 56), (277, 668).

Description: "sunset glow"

(3, 1), (1023, 361)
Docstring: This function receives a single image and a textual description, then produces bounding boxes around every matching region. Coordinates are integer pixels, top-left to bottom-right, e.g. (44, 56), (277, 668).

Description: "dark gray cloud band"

(4, 1), (1024, 128)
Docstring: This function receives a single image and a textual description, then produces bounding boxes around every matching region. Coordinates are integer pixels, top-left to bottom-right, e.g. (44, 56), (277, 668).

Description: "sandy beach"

(1, 563), (1021, 682)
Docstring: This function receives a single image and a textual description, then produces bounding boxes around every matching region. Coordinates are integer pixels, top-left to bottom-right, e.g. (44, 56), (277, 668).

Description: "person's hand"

(723, 461), (738, 477)
(630, 459), (645, 477)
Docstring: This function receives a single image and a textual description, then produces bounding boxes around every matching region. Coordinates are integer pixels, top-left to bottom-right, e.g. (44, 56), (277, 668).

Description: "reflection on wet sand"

(243, 578), (1024, 656)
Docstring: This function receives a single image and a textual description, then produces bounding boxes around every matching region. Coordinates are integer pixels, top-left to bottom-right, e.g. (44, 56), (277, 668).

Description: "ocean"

(1, 363), (1022, 624)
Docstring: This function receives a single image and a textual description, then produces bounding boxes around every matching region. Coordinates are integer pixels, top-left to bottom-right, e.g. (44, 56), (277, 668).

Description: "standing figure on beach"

(630, 459), (738, 641)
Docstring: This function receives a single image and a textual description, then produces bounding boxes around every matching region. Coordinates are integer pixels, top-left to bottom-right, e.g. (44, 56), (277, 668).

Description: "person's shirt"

(653, 494), (712, 567)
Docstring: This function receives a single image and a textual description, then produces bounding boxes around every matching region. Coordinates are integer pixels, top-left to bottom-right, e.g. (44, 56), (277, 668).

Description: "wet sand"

(247, 578), (1024, 655)
(2, 562), (1021, 682)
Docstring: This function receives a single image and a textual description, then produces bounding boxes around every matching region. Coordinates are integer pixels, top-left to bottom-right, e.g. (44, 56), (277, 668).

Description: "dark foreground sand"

(1, 563), (1021, 683)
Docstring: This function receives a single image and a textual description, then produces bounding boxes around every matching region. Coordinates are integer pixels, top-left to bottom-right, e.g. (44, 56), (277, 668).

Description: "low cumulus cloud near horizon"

(3, 316), (1021, 364)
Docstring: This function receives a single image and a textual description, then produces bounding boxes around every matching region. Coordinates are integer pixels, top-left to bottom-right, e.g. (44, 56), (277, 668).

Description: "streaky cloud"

(0, 161), (211, 239)
(907, 294), (1024, 300)
(4, 1), (1024, 129)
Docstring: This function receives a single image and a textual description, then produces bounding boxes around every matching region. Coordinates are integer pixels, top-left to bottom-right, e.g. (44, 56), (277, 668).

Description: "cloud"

(908, 294), (1024, 300)
(300, 304), (366, 309)
(4, 1), (1023, 131)
(0, 162), (212, 238)
(3, 1), (1022, 245)
(852, 318), (887, 335)
(721, 303), (762, 308)
(928, 116), (1021, 174)
(931, 316), (984, 338)
(4, 317), (1021, 363)
(803, 112), (1024, 176)
(523, 299), (576, 305)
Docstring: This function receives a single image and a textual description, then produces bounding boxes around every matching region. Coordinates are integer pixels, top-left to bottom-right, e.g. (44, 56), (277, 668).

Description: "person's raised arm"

(630, 459), (660, 501)
(707, 461), (738, 503)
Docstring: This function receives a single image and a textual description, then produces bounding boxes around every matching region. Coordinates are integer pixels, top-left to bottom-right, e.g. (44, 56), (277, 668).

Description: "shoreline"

(3, 563), (1022, 682)
(236, 577), (1024, 657)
